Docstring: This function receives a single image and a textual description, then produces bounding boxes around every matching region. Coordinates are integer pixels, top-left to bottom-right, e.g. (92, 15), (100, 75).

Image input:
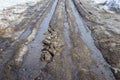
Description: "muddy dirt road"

(0, 0), (117, 80)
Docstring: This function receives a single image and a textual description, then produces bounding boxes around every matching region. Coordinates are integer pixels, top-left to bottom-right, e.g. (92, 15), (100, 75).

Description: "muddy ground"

(0, 0), (120, 80)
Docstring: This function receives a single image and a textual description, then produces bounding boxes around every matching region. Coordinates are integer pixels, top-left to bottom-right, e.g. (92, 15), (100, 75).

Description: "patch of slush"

(0, 0), (37, 11)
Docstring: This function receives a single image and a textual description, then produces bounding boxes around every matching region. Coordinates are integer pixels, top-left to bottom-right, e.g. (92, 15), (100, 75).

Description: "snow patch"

(0, 0), (37, 11)
(92, 0), (120, 13)
(92, 0), (107, 4)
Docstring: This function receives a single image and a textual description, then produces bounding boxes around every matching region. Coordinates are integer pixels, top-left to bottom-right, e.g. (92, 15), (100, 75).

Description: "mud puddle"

(63, 0), (76, 71)
(64, 12), (72, 49)
(17, 0), (58, 79)
(69, 0), (115, 79)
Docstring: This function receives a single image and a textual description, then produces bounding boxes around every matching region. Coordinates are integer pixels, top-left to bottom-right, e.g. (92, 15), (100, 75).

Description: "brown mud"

(0, 0), (119, 80)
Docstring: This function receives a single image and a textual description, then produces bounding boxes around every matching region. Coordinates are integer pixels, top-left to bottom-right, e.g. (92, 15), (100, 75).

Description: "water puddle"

(64, 7), (72, 49)
(69, 0), (115, 79)
(64, 22), (72, 49)
(18, 0), (58, 79)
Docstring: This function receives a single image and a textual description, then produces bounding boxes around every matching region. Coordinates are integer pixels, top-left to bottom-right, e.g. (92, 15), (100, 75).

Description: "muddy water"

(64, 14), (72, 49)
(69, 0), (115, 79)
(17, 0), (58, 79)
(63, 0), (76, 73)
(64, 22), (72, 48)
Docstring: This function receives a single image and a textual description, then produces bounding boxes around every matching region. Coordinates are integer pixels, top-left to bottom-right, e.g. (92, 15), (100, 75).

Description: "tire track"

(0, 0), (117, 80)
(3, 0), (58, 80)
(67, 0), (115, 80)
(40, 0), (116, 80)
(17, 0), (58, 80)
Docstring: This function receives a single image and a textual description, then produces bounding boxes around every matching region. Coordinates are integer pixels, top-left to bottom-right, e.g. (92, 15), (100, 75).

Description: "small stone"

(41, 51), (52, 63)
(46, 36), (51, 40)
(53, 41), (58, 48)
(49, 49), (56, 56)
(44, 52), (52, 62)
(42, 39), (51, 45)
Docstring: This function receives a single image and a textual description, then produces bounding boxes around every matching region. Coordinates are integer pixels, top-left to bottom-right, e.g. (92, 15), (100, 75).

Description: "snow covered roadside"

(91, 0), (120, 13)
(91, 0), (107, 4)
(0, 0), (38, 38)
(0, 0), (37, 11)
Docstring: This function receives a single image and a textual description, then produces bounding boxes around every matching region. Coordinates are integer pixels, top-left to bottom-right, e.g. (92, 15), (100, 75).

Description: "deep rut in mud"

(0, 0), (117, 80)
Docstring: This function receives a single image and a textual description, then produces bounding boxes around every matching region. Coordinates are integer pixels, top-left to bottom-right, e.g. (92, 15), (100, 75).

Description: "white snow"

(92, 0), (107, 3)
(92, 0), (120, 13)
(0, 0), (37, 11)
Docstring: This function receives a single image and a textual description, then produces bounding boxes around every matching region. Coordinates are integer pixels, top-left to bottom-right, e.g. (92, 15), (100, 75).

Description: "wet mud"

(0, 0), (119, 80)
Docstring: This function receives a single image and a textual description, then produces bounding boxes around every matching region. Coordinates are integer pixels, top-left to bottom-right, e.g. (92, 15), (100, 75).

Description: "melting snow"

(92, 0), (107, 3)
(0, 0), (37, 11)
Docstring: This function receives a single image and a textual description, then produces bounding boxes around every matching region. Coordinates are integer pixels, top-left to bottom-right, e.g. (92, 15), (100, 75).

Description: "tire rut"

(40, 0), (116, 80)
(3, 0), (58, 80)
(0, 0), (117, 80)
